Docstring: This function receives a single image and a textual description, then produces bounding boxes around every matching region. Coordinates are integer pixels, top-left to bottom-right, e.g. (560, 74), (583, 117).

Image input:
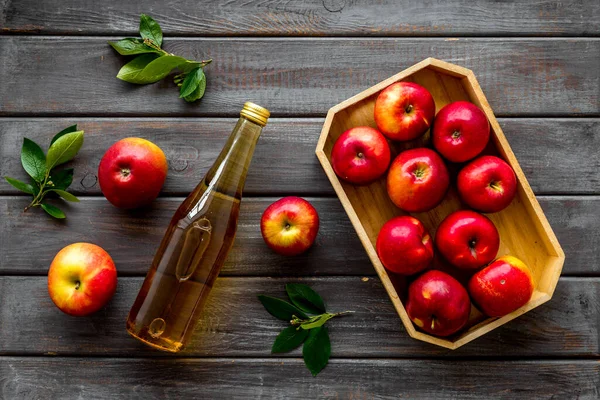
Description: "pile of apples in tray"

(330, 82), (534, 338)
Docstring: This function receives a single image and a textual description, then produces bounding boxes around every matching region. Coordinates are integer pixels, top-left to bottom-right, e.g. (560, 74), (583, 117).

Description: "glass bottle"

(126, 102), (270, 352)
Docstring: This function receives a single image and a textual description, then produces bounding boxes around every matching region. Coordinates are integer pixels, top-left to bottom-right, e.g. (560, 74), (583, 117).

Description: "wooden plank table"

(1, 1), (599, 398)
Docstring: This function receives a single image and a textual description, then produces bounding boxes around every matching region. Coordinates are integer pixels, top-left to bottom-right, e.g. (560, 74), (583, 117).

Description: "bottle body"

(126, 105), (268, 352)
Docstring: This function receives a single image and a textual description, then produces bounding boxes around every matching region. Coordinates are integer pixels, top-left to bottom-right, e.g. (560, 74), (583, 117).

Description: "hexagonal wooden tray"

(315, 58), (565, 349)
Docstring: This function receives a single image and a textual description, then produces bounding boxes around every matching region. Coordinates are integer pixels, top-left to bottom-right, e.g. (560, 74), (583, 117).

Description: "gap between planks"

(0, 354), (599, 361)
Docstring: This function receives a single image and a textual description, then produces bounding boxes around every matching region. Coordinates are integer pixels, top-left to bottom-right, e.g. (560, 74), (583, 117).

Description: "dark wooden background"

(1, 1), (599, 398)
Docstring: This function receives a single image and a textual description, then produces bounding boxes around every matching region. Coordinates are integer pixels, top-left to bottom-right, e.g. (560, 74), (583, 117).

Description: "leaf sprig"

(258, 283), (353, 376)
(4, 125), (84, 219)
(109, 14), (211, 102)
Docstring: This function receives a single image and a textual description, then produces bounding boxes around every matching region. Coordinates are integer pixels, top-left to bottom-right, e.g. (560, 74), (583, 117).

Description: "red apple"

(469, 255), (534, 317)
(48, 243), (118, 317)
(260, 197), (319, 256)
(387, 148), (450, 212)
(432, 101), (490, 162)
(98, 138), (168, 209)
(406, 270), (471, 337)
(376, 216), (433, 275)
(331, 126), (391, 185)
(458, 155), (517, 213)
(374, 82), (436, 141)
(435, 210), (500, 270)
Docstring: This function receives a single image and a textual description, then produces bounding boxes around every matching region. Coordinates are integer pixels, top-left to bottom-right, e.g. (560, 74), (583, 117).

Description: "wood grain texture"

(0, 197), (597, 276)
(0, 197), (366, 276)
(1, 118), (598, 196)
(1, 0), (599, 36)
(0, 118), (330, 196)
(1, 358), (599, 400)
(0, 38), (599, 117)
(0, 276), (597, 357)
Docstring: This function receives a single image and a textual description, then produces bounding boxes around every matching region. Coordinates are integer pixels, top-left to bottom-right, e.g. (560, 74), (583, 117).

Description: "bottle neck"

(203, 116), (263, 198)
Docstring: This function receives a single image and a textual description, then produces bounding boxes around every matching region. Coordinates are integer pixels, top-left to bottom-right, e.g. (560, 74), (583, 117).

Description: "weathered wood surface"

(1, 357), (598, 400)
(0, 197), (598, 276)
(2, 0), (599, 37)
(1, 38), (599, 117)
(1, 1), (599, 397)
(1, 118), (599, 196)
(0, 276), (597, 357)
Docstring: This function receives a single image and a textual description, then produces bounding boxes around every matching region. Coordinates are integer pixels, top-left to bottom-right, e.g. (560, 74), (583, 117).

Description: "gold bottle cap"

(240, 102), (270, 127)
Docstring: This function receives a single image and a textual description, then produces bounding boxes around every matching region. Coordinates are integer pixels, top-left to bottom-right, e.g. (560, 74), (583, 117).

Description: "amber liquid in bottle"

(126, 103), (269, 352)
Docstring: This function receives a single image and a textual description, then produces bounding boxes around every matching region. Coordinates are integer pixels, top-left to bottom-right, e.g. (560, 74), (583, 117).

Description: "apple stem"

(489, 181), (503, 192)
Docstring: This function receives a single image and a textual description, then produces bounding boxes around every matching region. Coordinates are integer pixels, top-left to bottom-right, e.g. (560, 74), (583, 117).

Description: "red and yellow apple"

(406, 270), (471, 337)
(48, 243), (117, 317)
(98, 137), (168, 209)
(376, 216), (433, 275)
(260, 197), (319, 256)
(387, 148), (450, 212)
(432, 101), (490, 163)
(435, 210), (500, 270)
(374, 82), (436, 141)
(331, 126), (391, 185)
(457, 155), (517, 213)
(468, 255), (534, 317)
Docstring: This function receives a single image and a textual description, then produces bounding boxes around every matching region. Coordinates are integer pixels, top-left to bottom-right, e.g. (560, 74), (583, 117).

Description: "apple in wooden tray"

(376, 216), (433, 276)
(406, 270), (471, 337)
(435, 210), (500, 270)
(469, 256), (534, 317)
(374, 82), (436, 141)
(98, 137), (168, 209)
(432, 101), (490, 163)
(331, 126), (391, 185)
(386, 148), (450, 213)
(458, 155), (517, 213)
(260, 197), (320, 256)
(47, 243), (118, 316)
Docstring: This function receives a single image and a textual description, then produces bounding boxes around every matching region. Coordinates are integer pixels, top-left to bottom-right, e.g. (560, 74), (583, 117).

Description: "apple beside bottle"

(98, 137), (168, 209)
(260, 197), (320, 256)
(47, 243), (118, 316)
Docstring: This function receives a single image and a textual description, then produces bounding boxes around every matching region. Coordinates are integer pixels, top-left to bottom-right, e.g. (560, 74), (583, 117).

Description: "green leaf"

(183, 74), (207, 102)
(117, 54), (188, 84)
(50, 124), (78, 146)
(46, 131), (84, 170)
(286, 283), (326, 314)
(21, 138), (47, 182)
(49, 168), (74, 190)
(29, 176), (41, 195)
(116, 53), (160, 83)
(258, 295), (308, 321)
(178, 61), (201, 74)
(108, 38), (160, 56)
(272, 326), (309, 354)
(49, 189), (79, 202)
(179, 67), (204, 98)
(4, 176), (35, 194)
(300, 313), (335, 330)
(139, 14), (163, 47)
(302, 326), (331, 377)
(41, 203), (66, 219)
